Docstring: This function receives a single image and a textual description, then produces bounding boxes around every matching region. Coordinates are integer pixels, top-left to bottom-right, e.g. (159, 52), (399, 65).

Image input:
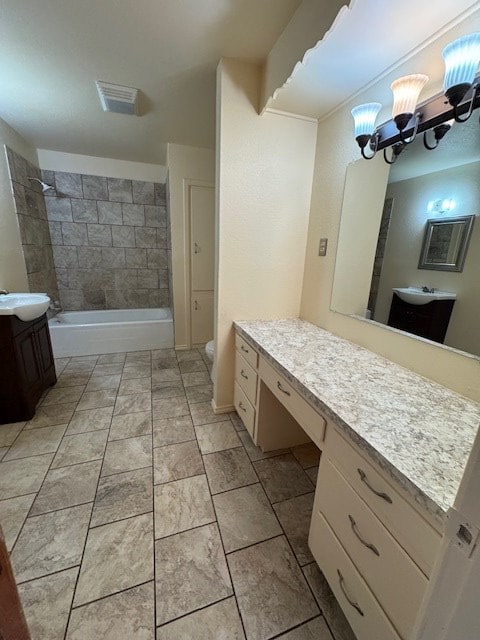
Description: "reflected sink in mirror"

(0, 293), (50, 321)
(393, 287), (456, 306)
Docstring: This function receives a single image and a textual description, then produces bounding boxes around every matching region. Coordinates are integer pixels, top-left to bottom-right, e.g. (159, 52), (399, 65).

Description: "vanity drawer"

(259, 356), (326, 447)
(235, 353), (258, 405)
(327, 428), (441, 577)
(234, 381), (255, 438)
(309, 512), (401, 640)
(235, 333), (258, 369)
(316, 459), (427, 639)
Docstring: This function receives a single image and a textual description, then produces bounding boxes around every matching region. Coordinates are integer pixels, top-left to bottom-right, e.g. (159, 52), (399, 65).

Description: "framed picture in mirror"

(418, 215), (475, 272)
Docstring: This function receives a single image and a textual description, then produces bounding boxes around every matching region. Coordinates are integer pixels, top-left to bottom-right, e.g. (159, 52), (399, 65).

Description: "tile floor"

(0, 347), (356, 640)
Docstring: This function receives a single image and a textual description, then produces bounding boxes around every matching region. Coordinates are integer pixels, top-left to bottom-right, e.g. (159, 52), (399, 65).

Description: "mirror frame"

(418, 215), (475, 272)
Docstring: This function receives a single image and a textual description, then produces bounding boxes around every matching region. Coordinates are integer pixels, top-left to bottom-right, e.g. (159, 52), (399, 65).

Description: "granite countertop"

(234, 318), (480, 525)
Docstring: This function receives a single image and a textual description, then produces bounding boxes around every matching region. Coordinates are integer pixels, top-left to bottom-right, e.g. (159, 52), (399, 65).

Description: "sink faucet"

(0, 289), (9, 295)
(422, 286), (435, 293)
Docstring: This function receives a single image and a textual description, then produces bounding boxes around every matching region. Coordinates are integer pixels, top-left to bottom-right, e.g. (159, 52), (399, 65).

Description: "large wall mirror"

(331, 114), (480, 357)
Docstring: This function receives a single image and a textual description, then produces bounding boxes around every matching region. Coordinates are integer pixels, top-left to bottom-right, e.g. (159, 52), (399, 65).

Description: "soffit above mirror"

(268, 0), (480, 120)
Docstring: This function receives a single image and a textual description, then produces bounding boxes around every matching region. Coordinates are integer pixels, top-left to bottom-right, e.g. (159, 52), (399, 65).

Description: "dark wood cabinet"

(387, 293), (455, 344)
(0, 313), (56, 424)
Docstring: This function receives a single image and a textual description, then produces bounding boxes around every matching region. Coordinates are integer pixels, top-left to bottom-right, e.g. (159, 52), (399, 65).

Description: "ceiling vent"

(96, 81), (139, 115)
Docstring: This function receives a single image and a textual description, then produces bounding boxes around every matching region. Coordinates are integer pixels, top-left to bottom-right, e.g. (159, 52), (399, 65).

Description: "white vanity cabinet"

(231, 323), (454, 640)
(309, 427), (442, 640)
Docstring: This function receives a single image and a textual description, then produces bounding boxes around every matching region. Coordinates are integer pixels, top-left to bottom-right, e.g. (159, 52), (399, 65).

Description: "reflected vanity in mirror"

(332, 114), (480, 357)
(419, 215), (474, 271)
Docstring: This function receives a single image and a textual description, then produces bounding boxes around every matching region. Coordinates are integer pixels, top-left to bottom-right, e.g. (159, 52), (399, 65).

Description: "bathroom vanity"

(233, 318), (480, 640)
(0, 313), (56, 423)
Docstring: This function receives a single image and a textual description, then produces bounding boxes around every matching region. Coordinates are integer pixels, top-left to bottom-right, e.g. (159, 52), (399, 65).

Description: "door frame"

(183, 179), (215, 349)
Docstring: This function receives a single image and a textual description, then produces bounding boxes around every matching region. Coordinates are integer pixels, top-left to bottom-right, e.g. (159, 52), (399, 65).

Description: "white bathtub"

(48, 308), (174, 357)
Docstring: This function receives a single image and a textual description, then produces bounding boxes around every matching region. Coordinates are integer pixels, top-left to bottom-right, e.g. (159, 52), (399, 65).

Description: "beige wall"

(300, 36), (480, 402)
(215, 58), (318, 411)
(38, 149), (167, 182)
(167, 143), (215, 349)
(0, 117), (37, 292)
(375, 162), (480, 356)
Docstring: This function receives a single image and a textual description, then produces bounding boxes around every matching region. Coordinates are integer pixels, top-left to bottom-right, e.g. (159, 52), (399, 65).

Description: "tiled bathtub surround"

(6, 147), (59, 303)
(0, 347), (354, 640)
(42, 169), (170, 310)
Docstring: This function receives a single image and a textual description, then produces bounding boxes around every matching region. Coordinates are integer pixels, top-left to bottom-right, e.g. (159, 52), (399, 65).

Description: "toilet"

(205, 340), (215, 382)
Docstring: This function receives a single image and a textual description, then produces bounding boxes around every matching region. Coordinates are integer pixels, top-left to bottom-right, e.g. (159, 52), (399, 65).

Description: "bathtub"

(48, 308), (174, 357)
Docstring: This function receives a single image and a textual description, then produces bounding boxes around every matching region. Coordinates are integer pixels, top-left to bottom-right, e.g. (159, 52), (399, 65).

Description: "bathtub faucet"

(0, 289), (9, 295)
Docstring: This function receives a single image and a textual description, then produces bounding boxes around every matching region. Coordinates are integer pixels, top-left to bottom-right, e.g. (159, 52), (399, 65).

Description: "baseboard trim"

(211, 399), (235, 415)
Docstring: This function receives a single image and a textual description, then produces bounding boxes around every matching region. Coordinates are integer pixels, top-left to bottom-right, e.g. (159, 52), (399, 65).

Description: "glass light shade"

(351, 103), (382, 138)
(443, 32), (480, 92)
(391, 74), (429, 120)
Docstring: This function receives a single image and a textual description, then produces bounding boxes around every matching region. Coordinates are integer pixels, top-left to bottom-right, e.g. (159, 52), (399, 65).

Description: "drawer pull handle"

(238, 401), (247, 413)
(349, 515), (380, 556)
(241, 370), (248, 379)
(337, 569), (364, 617)
(277, 381), (291, 396)
(241, 345), (249, 353)
(357, 468), (393, 504)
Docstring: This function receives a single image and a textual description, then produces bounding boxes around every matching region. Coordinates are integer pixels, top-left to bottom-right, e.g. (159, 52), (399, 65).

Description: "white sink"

(0, 293), (51, 321)
(393, 287), (456, 306)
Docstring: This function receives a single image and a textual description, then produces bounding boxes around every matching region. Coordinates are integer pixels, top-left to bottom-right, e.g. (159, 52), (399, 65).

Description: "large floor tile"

(118, 377), (151, 395)
(65, 407), (113, 435)
(203, 447), (258, 494)
(85, 374), (121, 392)
(178, 359), (207, 374)
(181, 371), (211, 387)
(185, 384), (213, 405)
(176, 349), (202, 362)
(214, 484), (282, 553)
(4, 424), (66, 461)
(0, 447), (8, 460)
(151, 368), (181, 384)
(55, 374), (90, 389)
(31, 460), (102, 515)
(0, 421), (25, 447)
(153, 397), (189, 420)
(18, 568), (78, 640)
(122, 362), (152, 379)
(76, 389), (117, 411)
(302, 563), (356, 640)
(156, 597), (245, 640)
(229, 411), (246, 432)
(0, 493), (36, 550)
(91, 467), (153, 527)
(51, 430), (108, 468)
(24, 403), (76, 429)
(227, 536), (319, 640)
(102, 435), (152, 476)
(126, 350), (152, 363)
(42, 385), (85, 406)
(152, 415), (195, 447)
(195, 421), (241, 454)
(114, 392), (152, 416)
(97, 352), (126, 365)
(155, 523), (232, 625)
(253, 454), (314, 503)
(153, 440), (204, 484)
(306, 466), (318, 486)
(0, 453), (53, 499)
(91, 363), (124, 377)
(190, 402), (226, 426)
(11, 503), (92, 583)
(151, 383), (185, 399)
(74, 512), (154, 606)
(278, 617), (334, 639)
(273, 493), (315, 565)
(154, 475), (214, 539)
(109, 411), (152, 441)
(67, 582), (155, 640)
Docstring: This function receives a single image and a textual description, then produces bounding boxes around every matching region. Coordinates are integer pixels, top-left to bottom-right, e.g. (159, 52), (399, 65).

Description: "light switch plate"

(318, 238), (328, 256)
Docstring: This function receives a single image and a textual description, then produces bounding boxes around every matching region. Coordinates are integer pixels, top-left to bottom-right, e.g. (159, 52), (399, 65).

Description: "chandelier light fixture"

(352, 32), (480, 164)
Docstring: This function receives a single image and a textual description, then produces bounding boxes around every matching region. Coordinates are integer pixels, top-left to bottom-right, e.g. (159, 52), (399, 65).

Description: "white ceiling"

(270, 0), (480, 120)
(0, 0), (301, 164)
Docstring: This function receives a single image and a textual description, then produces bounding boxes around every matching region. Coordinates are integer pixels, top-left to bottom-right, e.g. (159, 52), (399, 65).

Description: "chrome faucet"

(0, 289), (9, 295)
(422, 286), (435, 293)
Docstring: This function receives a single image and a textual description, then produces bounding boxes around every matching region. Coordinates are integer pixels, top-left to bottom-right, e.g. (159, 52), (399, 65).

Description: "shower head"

(28, 177), (55, 193)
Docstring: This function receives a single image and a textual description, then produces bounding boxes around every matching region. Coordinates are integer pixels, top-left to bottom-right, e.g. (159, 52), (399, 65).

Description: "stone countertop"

(234, 318), (480, 525)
